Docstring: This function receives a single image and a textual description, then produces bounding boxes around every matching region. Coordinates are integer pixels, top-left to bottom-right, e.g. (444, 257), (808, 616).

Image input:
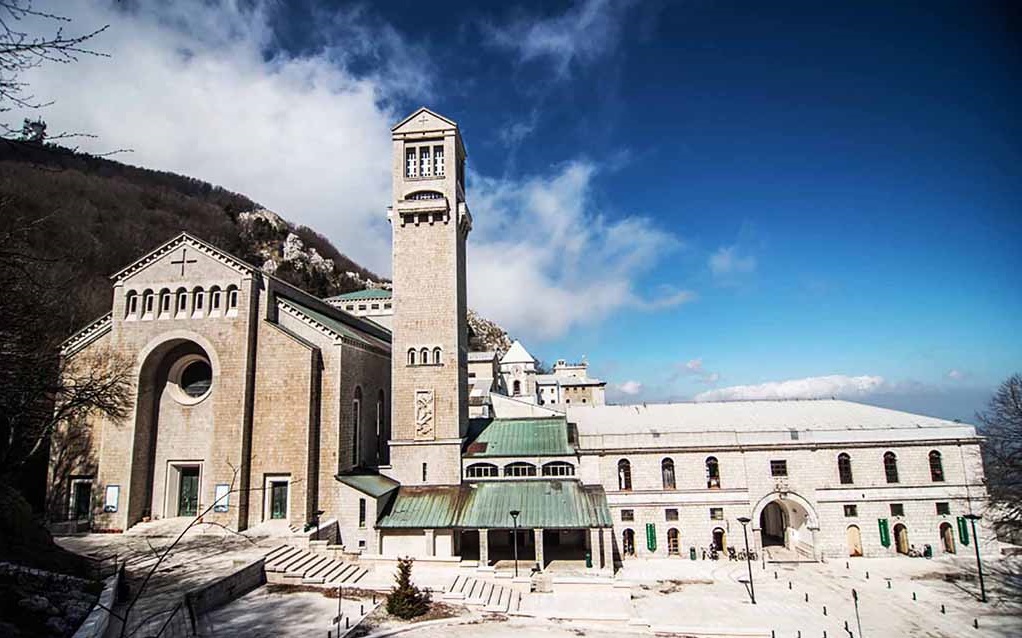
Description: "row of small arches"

(465, 461), (575, 479)
(616, 457), (719, 491)
(125, 286), (239, 320)
(407, 348), (442, 366)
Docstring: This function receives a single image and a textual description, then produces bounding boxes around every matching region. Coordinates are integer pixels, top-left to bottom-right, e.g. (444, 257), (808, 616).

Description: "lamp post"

(510, 510), (521, 578)
(963, 513), (987, 603)
(737, 516), (756, 604)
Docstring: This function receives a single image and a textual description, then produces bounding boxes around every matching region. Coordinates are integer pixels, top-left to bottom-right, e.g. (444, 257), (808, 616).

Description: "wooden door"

(178, 468), (199, 517)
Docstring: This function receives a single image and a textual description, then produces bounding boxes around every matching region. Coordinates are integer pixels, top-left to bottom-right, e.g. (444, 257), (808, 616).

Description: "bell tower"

(387, 108), (471, 486)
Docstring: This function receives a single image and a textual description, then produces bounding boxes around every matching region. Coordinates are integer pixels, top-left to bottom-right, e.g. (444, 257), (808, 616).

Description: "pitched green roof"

(282, 296), (390, 346)
(464, 417), (574, 457)
(336, 473), (400, 499)
(377, 481), (611, 529)
(327, 288), (393, 301)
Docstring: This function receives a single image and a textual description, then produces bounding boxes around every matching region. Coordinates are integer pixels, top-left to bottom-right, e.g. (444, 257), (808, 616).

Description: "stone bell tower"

(386, 107), (471, 486)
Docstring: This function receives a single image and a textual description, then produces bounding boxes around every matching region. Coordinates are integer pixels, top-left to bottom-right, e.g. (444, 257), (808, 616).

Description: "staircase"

(264, 544), (369, 586)
(443, 574), (521, 613)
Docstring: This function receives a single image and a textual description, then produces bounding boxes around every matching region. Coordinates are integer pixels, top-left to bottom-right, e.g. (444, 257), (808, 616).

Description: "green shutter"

(878, 518), (891, 547)
(957, 516), (970, 546)
(646, 523), (657, 552)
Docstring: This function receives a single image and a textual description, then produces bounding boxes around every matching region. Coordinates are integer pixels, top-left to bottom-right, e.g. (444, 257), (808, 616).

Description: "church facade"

(51, 108), (993, 570)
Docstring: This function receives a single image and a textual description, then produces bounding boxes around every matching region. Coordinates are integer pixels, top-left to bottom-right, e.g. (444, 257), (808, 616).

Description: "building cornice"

(61, 313), (112, 357)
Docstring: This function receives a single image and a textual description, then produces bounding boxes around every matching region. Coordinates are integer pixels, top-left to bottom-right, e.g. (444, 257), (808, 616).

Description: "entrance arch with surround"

(750, 491), (820, 560)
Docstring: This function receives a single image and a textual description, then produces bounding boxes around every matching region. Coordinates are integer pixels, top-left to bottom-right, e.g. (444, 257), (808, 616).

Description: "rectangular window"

(371, 303), (380, 310)
(434, 145), (444, 176)
(358, 498), (367, 528)
(405, 147), (417, 178)
(161, 295), (171, 313)
(665, 508), (679, 522)
(103, 485), (120, 513)
(890, 503), (905, 517)
(422, 463), (427, 482)
(384, 303), (392, 309)
(358, 539), (367, 549)
(936, 502), (950, 515)
(843, 504), (858, 517)
(177, 293), (187, 312)
(228, 289), (239, 309)
(621, 509), (634, 522)
(710, 507), (723, 520)
(770, 460), (788, 477)
(358, 304), (367, 311)
(789, 429), (800, 440)
(214, 484), (230, 512)
(420, 146), (431, 177)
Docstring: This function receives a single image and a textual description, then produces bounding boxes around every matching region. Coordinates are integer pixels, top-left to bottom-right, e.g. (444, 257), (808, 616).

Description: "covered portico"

(376, 480), (613, 571)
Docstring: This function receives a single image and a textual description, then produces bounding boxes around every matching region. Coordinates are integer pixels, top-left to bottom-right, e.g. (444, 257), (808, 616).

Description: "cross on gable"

(417, 113), (430, 125)
(170, 248), (198, 276)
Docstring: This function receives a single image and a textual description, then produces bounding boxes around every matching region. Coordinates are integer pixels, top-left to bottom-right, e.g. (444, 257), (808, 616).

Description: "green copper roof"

(326, 288), (393, 301)
(336, 473), (400, 499)
(283, 296), (389, 346)
(376, 481), (611, 529)
(464, 417), (574, 457)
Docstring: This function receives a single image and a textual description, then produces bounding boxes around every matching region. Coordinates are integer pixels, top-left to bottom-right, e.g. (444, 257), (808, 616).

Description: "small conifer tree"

(386, 556), (432, 619)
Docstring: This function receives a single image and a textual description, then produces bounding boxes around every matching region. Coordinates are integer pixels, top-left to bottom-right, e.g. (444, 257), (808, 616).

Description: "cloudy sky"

(19, 1), (1021, 421)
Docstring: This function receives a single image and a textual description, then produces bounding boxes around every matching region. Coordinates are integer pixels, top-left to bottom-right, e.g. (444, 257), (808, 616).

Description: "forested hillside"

(0, 142), (385, 335)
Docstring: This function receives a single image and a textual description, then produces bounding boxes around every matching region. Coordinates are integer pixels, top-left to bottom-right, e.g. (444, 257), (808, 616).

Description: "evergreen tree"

(386, 556), (431, 619)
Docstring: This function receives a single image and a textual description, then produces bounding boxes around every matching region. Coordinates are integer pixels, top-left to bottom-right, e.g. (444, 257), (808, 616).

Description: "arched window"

(142, 290), (155, 317)
(622, 529), (635, 556)
(419, 347), (429, 364)
(504, 462), (537, 477)
(838, 453), (854, 484)
(542, 461), (575, 477)
(433, 347), (442, 365)
(617, 459), (632, 491)
(661, 458), (676, 490)
(376, 390), (386, 465)
(512, 380), (521, 396)
(226, 285), (239, 313)
(883, 451), (899, 484)
(667, 528), (680, 555)
(125, 291), (138, 318)
(352, 386), (362, 467)
(466, 463), (499, 478)
(176, 288), (188, 316)
(706, 456), (720, 489)
(407, 349), (416, 366)
(929, 450), (945, 482)
(192, 287), (205, 316)
(209, 286), (222, 313)
(159, 289), (172, 316)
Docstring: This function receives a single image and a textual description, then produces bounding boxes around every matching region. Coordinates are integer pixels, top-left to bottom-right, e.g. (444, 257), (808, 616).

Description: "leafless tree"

(977, 374), (1022, 542)
(0, 0), (109, 140)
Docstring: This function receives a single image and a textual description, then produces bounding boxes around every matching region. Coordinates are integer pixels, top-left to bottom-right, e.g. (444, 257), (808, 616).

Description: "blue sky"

(29, 1), (1021, 421)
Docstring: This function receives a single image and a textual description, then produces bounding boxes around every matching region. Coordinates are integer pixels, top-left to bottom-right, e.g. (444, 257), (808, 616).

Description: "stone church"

(51, 108), (993, 570)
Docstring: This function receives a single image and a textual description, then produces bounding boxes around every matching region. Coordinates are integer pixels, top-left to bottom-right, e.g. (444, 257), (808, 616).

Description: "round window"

(179, 360), (212, 398)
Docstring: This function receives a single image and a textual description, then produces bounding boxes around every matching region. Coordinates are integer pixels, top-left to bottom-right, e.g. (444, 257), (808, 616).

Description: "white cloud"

(694, 375), (887, 402)
(467, 160), (688, 340)
(947, 369), (967, 381)
(484, 0), (636, 77)
(498, 110), (539, 146)
(709, 245), (756, 276)
(616, 380), (643, 395)
(18, 0), (426, 275)
(685, 358), (703, 372)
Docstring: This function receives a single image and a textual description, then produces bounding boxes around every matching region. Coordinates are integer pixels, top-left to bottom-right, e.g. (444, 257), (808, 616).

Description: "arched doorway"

(667, 528), (680, 556)
(846, 525), (863, 557)
(939, 522), (955, 554)
(712, 527), (726, 551)
(622, 528), (636, 556)
(752, 493), (819, 559)
(893, 523), (909, 555)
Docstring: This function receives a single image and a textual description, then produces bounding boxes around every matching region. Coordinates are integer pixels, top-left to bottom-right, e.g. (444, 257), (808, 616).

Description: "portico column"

(478, 529), (489, 566)
(600, 528), (610, 571)
(424, 528), (435, 557)
(588, 528), (601, 569)
(534, 528), (545, 570)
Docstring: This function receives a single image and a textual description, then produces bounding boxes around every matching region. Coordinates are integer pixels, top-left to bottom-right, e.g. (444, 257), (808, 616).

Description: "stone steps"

(263, 545), (369, 586)
(444, 574), (520, 613)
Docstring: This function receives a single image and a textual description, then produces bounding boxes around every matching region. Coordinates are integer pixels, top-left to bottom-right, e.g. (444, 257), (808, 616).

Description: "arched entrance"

(893, 523), (909, 555)
(752, 492), (819, 559)
(622, 528), (635, 556)
(846, 525), (863, 557)
(128, 336), (218, 527)
(939, 522), (955, 554)
(712, 527), (726, 551)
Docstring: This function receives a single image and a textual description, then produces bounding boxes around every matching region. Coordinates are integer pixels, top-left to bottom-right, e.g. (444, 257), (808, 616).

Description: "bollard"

(775, 571), (778, 579)
(844, 621), (849, 631)
(823, 605), (827, 616)
(974, 619), (979, 629)
(360, 603), (364, 615)
(805, 592), (809, 602)
(771, 632), (775, 638)
(887, 580), (891, 589)
(789, 581), (793, 590)
(865, 571), (869, 579)
(846, 561), (849, 569)
(941, 604), (946, 614)
(346, 618), (351, 629)
(797, 631), (801, 638)
(823, 632), (827, 638)
(912, 592), (917, 601)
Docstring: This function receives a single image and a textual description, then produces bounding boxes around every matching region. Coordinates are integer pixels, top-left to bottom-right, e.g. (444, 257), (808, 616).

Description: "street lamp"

(737, 516), (756, 604)
(510, 510), (521, 578)
(963, 513), (987, 603)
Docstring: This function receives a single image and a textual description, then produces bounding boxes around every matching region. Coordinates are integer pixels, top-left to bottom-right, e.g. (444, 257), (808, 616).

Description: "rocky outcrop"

(468, 309), (512, 355)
